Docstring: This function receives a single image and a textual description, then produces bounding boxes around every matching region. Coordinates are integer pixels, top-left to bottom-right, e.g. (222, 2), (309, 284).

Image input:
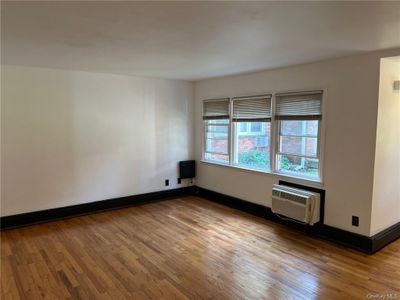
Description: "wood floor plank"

(1, 196), (399, 299)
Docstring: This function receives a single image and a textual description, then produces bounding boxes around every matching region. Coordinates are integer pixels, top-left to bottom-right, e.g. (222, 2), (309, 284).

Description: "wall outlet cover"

(352, 216), (359, 227)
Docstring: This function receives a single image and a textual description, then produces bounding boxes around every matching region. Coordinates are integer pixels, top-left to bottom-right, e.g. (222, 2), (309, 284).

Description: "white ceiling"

(2, 1), (400, 81)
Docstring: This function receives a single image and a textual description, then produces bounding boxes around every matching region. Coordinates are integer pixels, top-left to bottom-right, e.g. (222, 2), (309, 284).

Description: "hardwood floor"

(1, 196), (399, 300)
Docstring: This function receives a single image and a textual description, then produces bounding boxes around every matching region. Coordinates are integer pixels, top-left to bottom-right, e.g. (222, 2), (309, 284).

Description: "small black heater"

(179, 160), (196, 179)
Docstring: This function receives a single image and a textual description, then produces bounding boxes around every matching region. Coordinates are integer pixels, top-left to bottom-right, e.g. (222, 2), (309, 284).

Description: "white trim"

(279, 133), (318, 138)
(232, 119), (237, 165)
(200, 160), (324, 187)
(204, 151), (229, 156)
(228, 97), (233, 165)
(270, 94), (277, 174)
(276, 152), (318, 160)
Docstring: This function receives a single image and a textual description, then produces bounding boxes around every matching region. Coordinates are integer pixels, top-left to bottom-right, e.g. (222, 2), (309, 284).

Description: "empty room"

(1, 1), (399, 299)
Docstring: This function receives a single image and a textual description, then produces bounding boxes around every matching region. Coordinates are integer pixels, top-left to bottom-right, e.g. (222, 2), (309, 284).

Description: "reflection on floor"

(1, 196), (399, 299)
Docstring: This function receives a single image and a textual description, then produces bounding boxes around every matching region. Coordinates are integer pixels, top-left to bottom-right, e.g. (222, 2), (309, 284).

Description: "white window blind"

(202, 98), (230, 120)
(275, 91), (322, 120)
(232, 94), (272, 122)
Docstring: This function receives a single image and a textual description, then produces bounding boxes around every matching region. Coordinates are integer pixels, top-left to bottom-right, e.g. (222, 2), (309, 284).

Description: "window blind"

(202, 98), (230, 120)
(232, 94), (272, 122)
(275, 91), (322, 120)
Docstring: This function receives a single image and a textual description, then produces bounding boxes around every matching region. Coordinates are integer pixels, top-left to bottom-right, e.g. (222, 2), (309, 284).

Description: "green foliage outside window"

(238, 150), (269, 169)
(280, 156), (318, 176)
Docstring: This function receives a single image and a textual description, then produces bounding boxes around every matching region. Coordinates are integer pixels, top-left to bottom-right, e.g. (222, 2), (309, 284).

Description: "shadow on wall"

(2, 66), (77, 215)
(1, 66), (193, 216)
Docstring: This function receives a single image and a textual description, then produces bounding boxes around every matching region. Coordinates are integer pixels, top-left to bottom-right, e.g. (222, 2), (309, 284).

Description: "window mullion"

(229, 98), (233, 166)
(280, 134), (318, 138)
(276, 152), (318, 160)
(275, 121), (281, 172)
(203, 121), (207, 161)
(317, 119), (322, 180)
(270, 95), (275, 173)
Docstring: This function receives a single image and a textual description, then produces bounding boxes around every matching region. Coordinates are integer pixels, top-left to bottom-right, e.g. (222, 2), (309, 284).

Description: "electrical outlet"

(352, 216), (359, 227)
(165, 179), (169, 186)
(177, 178), (181, 184)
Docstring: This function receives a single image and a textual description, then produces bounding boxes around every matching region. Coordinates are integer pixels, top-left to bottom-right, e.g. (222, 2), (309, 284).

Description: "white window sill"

(200, 160), (324, 188)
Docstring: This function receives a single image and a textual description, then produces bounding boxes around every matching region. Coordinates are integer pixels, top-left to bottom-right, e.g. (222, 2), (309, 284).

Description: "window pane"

(277, 154), (319, 178)
(204, 152), (229, 163)
(206, 127), (228, 153)
(206, 138), (228, 154)
(239, 123), (247, 132)
(207, 119), (229, 125)
(281, 120), (318, 137)
(234, 122), (270, 170)
(205, 120), (229, 163)
(206, 126), (228, 135)
(206, 132), (227, 139)
(250, 122), (261, 132)
(280, 136), (318, 157)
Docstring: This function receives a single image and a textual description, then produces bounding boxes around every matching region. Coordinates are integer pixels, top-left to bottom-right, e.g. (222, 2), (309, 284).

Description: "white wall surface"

(194, 49), (400, 236)
(1, 65), (194, 216)
(2, 49), (399, 237)
(370, 57), (400, 236)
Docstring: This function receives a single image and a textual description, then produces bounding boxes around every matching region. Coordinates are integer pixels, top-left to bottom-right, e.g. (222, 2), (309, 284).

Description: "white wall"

(370, 57), (400, 236)
(1, 65), (194, 216)
(2, 50), (398, 237)
(194, 49), (400, 236)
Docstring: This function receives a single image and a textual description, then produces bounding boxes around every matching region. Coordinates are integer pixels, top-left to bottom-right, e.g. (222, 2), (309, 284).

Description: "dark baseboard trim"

(1, 187), (194, 230)
(2, 185), (398, 254)
(195, 187), (399, 254)
(371, 222), (400, 253)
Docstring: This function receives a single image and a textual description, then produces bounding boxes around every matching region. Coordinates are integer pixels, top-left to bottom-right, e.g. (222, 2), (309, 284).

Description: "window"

(202, 90), (323, 182)
(204, 119), (229, 163)
(255, 136), (268, 147)
(232, 95), (272, 171)
(250, 122), (262, 133)
(239, 123), (247, 133)
(275, 91), (323, 180)
(203, 98), (230, 163)
(237, 123), (264, 135)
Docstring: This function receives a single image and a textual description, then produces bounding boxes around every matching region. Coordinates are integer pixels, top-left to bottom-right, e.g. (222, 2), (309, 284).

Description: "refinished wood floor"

(1, 196), (399, 299)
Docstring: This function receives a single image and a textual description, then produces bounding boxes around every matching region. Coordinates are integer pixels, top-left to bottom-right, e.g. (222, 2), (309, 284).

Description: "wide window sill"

(200, 160), (324, 187)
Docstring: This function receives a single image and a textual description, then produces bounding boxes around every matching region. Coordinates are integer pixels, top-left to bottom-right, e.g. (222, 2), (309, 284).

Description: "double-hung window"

(202, 90), (323, 182)
(275, 91), (323, 180)
(203, 98), (230, 163)
(232, 95), (272, 171)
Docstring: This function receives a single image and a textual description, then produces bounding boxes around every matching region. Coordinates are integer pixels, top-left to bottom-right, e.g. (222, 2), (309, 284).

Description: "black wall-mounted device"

(179, 160), (196, 179)
(352, 216), (359, 227)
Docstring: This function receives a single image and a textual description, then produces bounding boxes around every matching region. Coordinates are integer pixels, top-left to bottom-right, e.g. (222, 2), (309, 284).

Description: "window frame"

(273, 119), (322, 181)
(232, 120), (271, 171)
(201, 90), (325, 184)
(237, 122), (265, 136)
(202, 99), (231, 165)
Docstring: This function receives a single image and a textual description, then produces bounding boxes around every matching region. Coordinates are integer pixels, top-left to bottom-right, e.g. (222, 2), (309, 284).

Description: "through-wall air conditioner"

(271, 184), (320, 225)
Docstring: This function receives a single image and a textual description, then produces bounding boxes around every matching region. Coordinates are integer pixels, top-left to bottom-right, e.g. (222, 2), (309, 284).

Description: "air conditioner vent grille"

(272, 190), (281, 197)
(280, 191), (307, 204)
